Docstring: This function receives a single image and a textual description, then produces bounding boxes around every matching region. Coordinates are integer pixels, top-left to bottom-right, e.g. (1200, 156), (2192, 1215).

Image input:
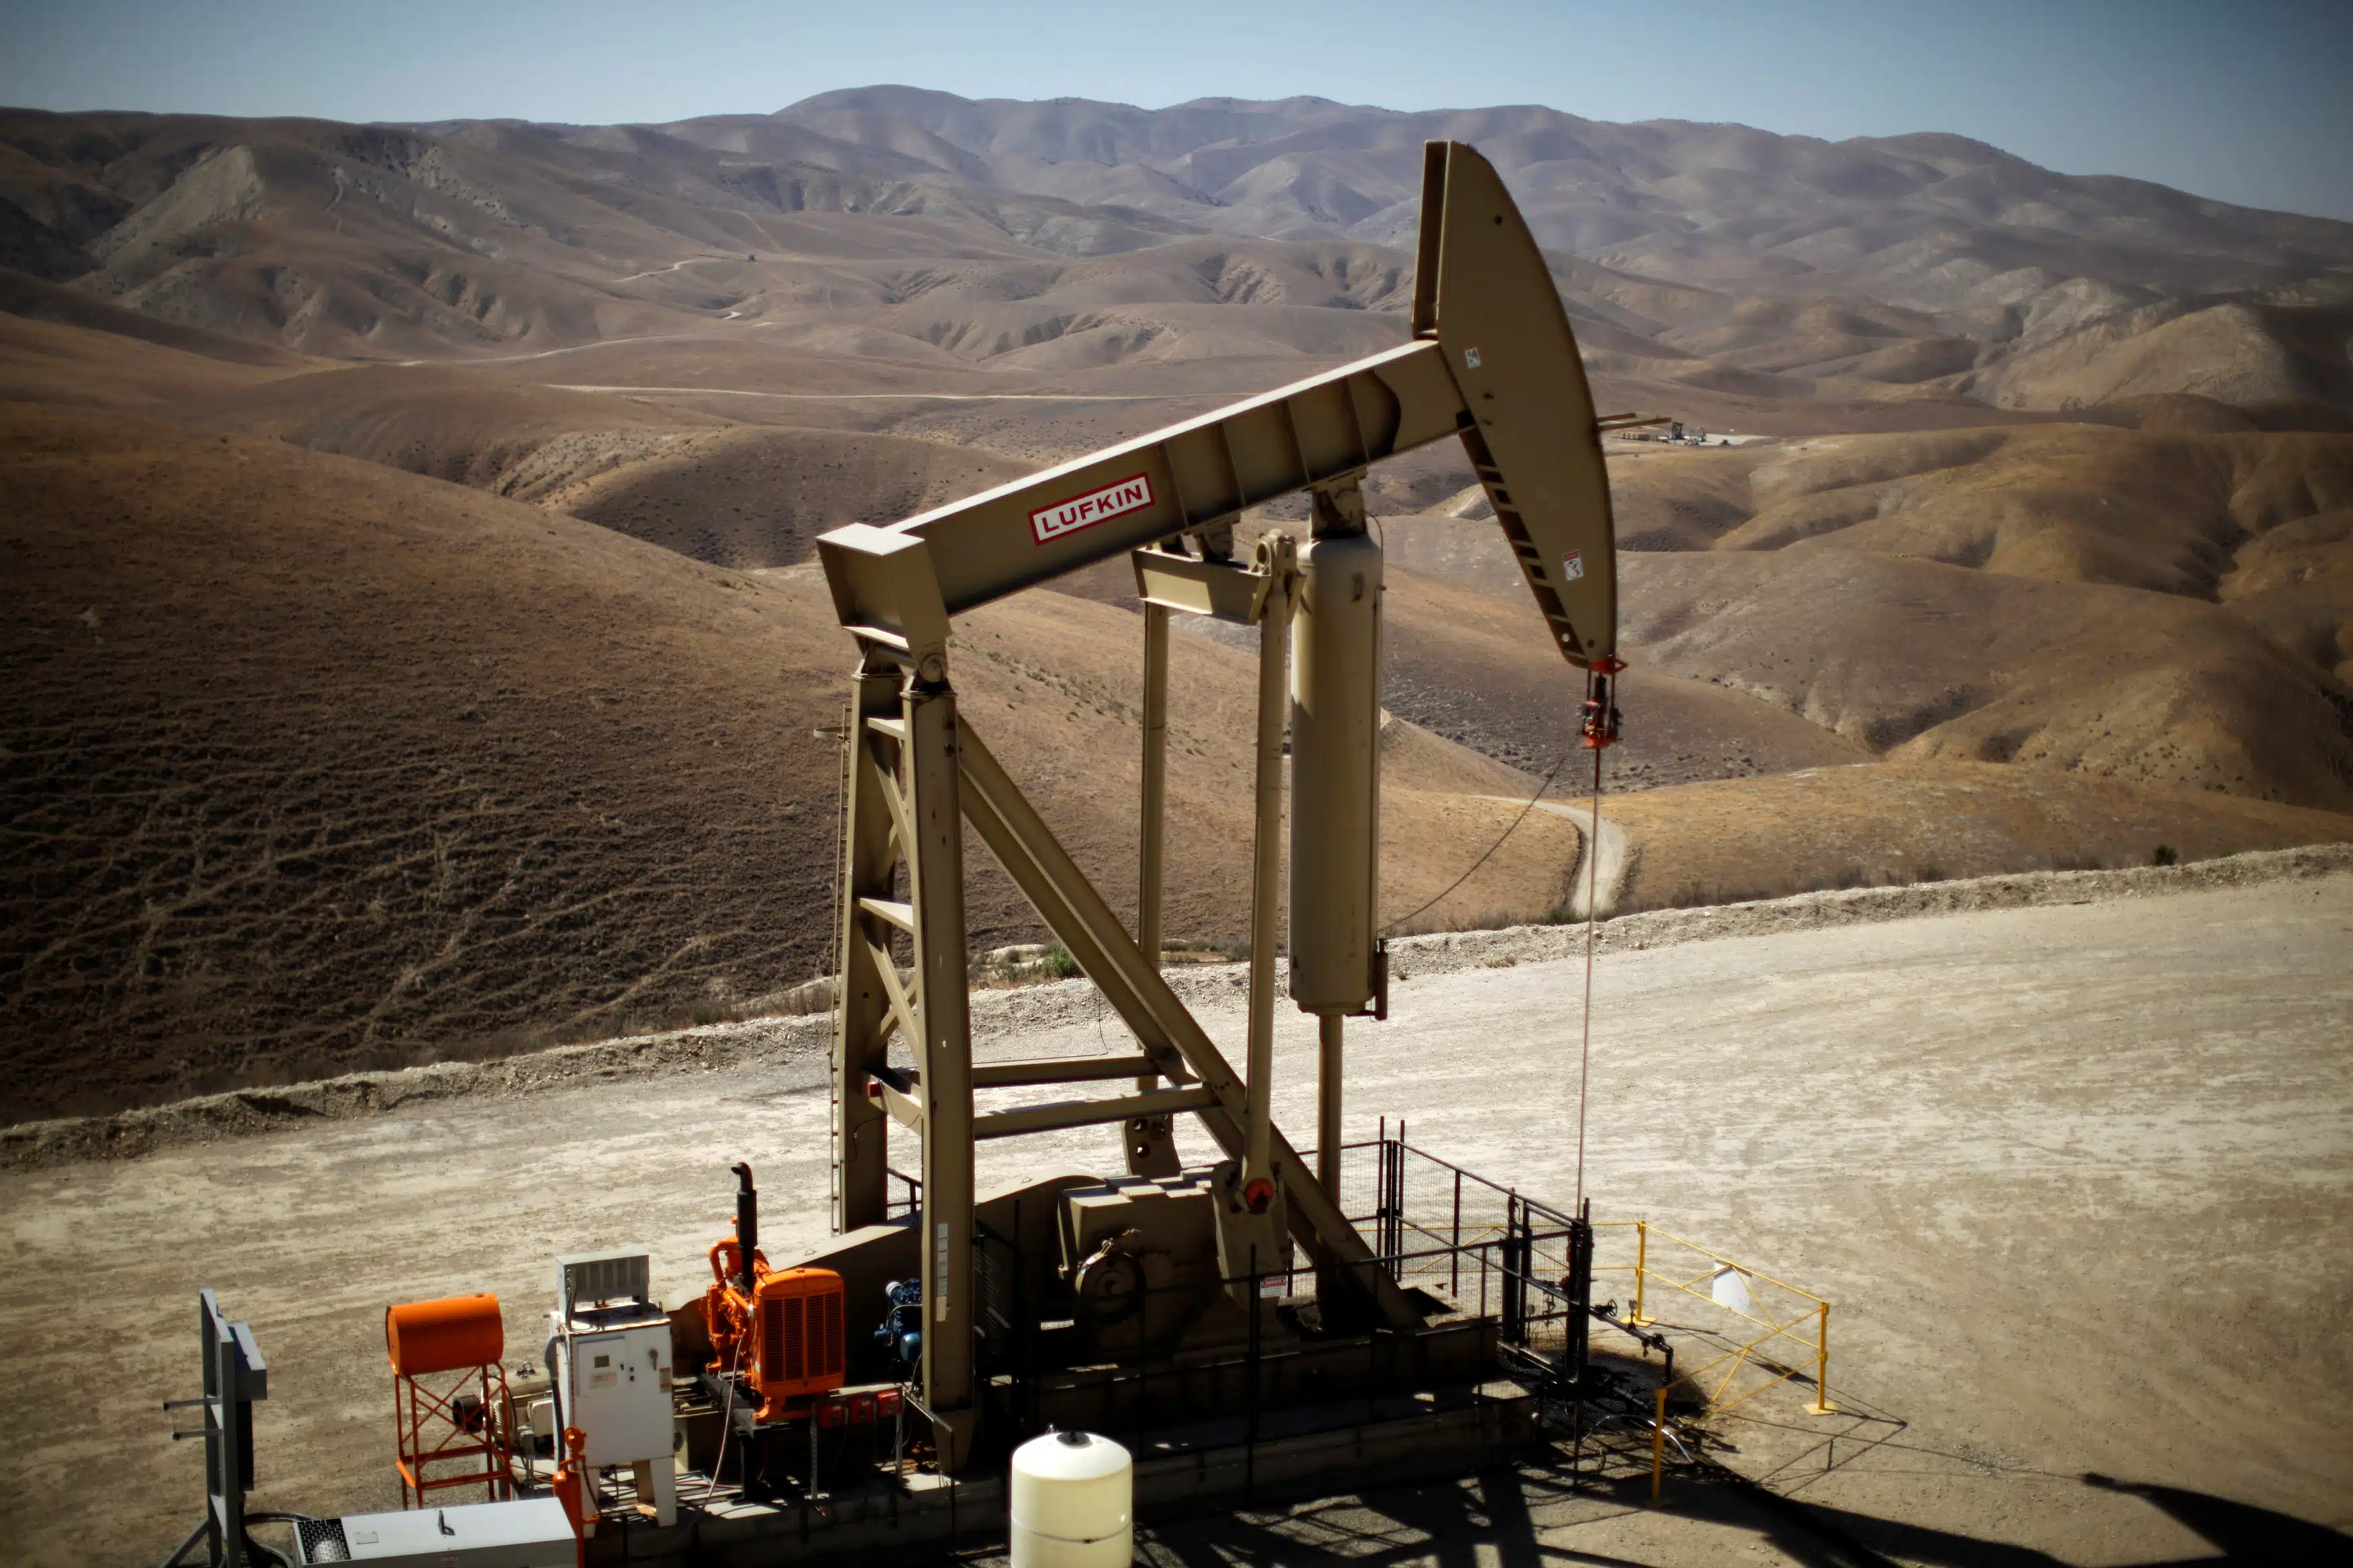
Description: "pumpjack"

(815, 139), (1625, 1469)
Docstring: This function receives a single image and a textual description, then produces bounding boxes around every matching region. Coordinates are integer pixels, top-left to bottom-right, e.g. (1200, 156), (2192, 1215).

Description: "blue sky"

(5, 0), (2350, 221)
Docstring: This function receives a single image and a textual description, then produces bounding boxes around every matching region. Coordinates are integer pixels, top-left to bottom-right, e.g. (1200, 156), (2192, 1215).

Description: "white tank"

(1008, 1429), (1133, 1567)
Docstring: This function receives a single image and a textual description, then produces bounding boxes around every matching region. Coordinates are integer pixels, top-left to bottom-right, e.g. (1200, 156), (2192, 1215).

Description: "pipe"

(731, 1163), (758, 1294)
(543, 1335), (565, 1456)
(1317, 1014), (1343, 1200)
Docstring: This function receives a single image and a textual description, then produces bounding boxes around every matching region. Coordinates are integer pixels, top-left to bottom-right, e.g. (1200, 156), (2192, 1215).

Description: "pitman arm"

(817, 140), (1619, 671)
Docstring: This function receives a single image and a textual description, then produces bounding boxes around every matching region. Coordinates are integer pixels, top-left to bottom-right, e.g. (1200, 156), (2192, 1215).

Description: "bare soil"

(0, 403), (1577, 1122)
(1, 862), (2345, 1565)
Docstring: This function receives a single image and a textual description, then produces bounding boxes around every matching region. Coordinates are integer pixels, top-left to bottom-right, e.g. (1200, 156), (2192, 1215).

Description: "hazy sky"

(5, 0), (2350, 221)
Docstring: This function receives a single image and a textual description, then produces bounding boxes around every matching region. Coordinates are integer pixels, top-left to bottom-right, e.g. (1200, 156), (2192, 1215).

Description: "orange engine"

(702, 1163), (846, 1422)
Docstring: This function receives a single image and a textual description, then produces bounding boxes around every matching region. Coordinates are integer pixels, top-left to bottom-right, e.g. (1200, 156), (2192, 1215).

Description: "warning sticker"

(1561, 550), (1585, 582)
(1030, 471), (1154, 544)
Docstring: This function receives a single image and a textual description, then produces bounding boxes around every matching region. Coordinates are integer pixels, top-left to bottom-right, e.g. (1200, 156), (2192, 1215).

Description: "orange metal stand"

(387, 1294), (514, 1508)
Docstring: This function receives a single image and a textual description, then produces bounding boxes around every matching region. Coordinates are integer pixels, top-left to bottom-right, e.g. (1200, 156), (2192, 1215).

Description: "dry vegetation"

(3, 90), (2352, 1122)
(0, 401), (1574, 1122)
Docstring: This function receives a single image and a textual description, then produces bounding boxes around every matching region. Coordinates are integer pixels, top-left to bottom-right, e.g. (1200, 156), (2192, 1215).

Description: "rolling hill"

(0, 394), (1579, 1122)
(5, 89), (2352, 1121)
(6, 93), (2350, 417)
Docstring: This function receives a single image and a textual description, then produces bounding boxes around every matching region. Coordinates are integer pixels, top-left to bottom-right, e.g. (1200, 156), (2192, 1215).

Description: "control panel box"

(555, 1307), (674, 1467)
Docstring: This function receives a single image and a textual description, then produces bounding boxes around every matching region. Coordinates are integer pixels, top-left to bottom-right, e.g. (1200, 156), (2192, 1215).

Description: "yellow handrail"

(1588, 1216), (1836, 1423)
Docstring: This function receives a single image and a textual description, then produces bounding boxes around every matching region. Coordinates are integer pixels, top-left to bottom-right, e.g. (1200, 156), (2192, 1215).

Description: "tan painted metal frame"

(817, 142), (1622, 1469)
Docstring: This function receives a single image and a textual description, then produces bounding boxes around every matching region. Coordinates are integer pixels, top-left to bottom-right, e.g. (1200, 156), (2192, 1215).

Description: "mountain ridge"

(4, 91), (2349, 415)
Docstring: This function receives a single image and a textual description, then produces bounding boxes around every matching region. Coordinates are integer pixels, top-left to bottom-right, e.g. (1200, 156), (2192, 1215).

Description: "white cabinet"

(556, 1311), (673, 1468)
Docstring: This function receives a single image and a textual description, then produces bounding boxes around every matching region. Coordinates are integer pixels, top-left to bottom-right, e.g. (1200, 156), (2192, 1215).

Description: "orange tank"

(387, 1293), (506, 1377)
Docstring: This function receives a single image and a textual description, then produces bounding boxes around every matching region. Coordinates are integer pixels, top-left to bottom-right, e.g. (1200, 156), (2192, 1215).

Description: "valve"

(1581, 657), (1625, 749)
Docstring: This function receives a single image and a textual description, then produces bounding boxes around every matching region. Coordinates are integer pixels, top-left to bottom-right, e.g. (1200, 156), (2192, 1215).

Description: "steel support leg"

(1242, 570), (1292, 1196)
(906, 675), (975, 1468)
(1128, 602), (1181, 1178)
(834, 653), (903, 1233)
(1140, 602), (1169, 967)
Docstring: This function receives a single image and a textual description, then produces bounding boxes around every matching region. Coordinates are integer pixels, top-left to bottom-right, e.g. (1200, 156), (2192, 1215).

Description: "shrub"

(1045, 940), (1082, 980)
(2151, 843), (2178, 867)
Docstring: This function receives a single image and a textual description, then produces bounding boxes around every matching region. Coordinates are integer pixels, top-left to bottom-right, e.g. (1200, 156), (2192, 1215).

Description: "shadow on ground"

(1125, 1453), (2352, 1568)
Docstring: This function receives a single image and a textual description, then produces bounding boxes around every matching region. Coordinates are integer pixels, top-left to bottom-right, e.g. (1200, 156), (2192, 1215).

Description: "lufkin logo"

(1030, 471), (1154, 544)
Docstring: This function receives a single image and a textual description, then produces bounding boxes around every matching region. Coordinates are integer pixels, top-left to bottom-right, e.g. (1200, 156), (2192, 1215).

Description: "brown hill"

(555, 426), (1035, 567)
(191, 362), (719, 491)
(1595, 760), (2353, 911)
(765, 89), (2353, 303)
(1453, 425), (2353, 814)
(9, 98), (2349, 421)
(0, 400), (1577, 1122)
(0, 306), (303, 411)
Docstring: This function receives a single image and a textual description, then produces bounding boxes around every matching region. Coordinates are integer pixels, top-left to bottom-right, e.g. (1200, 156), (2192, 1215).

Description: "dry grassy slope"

(766, 89), (2353, 303)
(192, 364), (721, 493)
(556, 425), (1035, 567)
(1546, 427), (2353, 812)
(1372, 559), (1874, 790)
(1595, 761), (2353, 911)
(0, 111), (1053, 358)
(0, 405), (849, 1119)
(0, 265), (312, 368)
(2223, 506), (2353, 684)
(1966, 299), (2353, 411)
(0, 403), (1577, 1120)
(1624, 550), (2353, 810)
(0, 308), (308, 412)
(1605, 424), (2353, 581)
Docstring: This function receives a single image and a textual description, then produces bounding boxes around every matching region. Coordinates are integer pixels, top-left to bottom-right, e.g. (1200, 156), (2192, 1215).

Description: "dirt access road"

(2, 873), (2348, 1565)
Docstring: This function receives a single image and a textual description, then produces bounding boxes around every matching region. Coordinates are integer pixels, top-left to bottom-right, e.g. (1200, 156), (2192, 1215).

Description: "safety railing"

(1591, 1219), (1833, 1419)
(1336, 1128), (1835, 1424)
(859, 1128), (1831, 1493)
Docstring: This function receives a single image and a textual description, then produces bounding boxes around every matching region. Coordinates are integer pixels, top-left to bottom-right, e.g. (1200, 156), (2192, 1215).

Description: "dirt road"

(3, 872), (2348, 1564)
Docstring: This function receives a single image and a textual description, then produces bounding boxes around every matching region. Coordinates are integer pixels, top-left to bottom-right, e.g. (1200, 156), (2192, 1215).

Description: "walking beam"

(818, 141), (1619, 672)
